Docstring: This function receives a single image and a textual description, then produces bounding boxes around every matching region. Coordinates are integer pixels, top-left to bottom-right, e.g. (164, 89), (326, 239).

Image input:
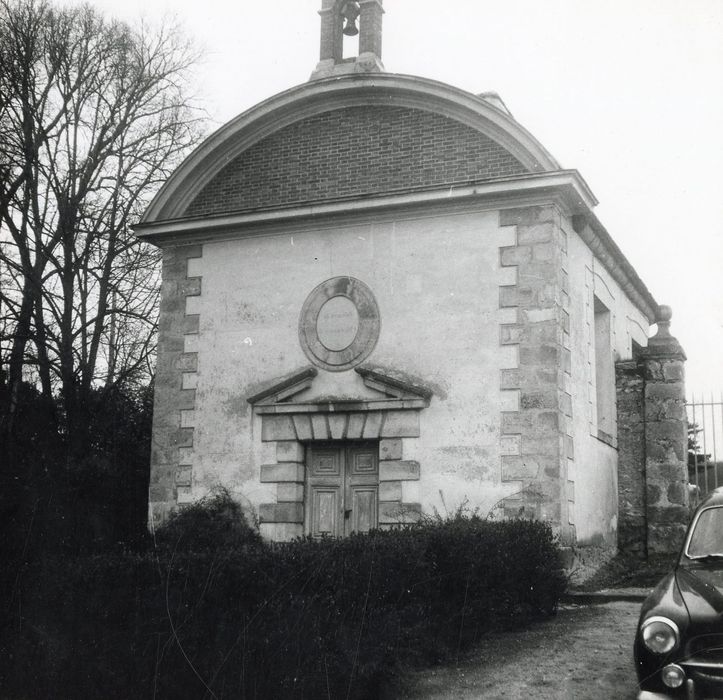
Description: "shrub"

(1, 512), (565, 699)
(153, 488), (263, 553)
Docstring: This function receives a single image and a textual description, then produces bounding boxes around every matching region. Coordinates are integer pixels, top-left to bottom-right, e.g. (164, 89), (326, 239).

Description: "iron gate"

(688, 394), (723, 498)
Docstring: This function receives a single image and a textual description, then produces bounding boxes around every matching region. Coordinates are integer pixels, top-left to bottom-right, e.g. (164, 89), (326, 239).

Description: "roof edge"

(573, 211), (658, 323)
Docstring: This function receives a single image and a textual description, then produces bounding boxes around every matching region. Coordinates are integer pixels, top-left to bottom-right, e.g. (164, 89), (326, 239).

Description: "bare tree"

(0, 0), (202, 451)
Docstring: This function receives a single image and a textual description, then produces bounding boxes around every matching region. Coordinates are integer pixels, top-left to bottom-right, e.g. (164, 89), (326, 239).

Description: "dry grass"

(575, 552), (677, 591)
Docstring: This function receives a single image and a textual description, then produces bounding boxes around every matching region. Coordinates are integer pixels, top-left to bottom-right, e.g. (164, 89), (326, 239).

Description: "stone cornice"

(254, 398), (429, 414)
(355, 366), (434, 401)
(136, 170), (595, 241)
(571, 211), (658, 323)
(247, 367), (318, 405)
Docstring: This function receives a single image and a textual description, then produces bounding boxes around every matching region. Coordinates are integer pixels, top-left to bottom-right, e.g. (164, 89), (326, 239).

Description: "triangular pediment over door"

(249, 365), (433, 539)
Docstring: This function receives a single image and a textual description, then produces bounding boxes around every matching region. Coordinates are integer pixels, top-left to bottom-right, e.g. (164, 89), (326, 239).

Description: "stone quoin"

(136, 0), (688, 556)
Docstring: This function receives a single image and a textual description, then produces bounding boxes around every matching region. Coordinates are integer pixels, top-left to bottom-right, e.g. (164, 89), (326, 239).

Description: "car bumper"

(636, 678), (698, 700)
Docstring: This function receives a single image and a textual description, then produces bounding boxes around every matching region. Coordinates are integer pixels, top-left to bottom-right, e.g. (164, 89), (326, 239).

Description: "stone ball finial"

(654, 305), (673, 339)
(647, 304), (685, 358)
(655, 304), (673, 339)
(656, 305), (673, 324)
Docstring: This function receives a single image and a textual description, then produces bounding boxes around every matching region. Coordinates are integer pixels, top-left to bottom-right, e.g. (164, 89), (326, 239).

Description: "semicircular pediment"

(185, 104), (529, 218)
(142, 74), (561, 224)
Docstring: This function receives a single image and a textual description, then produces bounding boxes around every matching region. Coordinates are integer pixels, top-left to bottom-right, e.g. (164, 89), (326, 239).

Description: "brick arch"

(185, 105), (528, 218)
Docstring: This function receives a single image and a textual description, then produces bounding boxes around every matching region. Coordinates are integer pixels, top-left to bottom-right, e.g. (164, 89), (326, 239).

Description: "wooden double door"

(306, 441), (379, 537)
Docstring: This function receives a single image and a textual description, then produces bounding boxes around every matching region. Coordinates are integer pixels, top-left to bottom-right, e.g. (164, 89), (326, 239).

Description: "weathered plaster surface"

(149, 204), (662, 550)
(182, 209), (520, 525)
(565, 217), (650, 545)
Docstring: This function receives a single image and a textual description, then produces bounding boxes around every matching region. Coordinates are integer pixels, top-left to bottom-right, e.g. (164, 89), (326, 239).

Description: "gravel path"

(395, 601), (641, 699)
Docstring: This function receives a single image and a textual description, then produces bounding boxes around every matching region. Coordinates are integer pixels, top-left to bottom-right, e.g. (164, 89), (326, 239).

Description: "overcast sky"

(63, 0), (723, 396)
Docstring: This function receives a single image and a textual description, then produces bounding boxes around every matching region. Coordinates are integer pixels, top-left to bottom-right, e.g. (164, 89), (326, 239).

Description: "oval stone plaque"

(299, 276), (380, 372)
(317, 296), (359, 351)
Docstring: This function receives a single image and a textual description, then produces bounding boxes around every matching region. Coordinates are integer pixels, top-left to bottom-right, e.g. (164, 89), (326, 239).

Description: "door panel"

(306, 442), (379, 537)
(310, 487), (340, 537)
(350, 451), (376, 475)
(349, 487), (377, 534)
(310, 449), (342, 479)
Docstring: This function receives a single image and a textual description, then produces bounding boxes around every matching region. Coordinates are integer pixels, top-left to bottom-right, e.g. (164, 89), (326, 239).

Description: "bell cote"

(310, 0), (385, 80)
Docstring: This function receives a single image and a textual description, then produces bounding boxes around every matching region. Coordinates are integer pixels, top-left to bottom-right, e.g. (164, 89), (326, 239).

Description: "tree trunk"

(2, 279), (35, 437)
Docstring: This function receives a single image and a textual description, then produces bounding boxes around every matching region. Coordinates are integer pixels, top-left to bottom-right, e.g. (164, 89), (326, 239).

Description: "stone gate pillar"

(641, 306), (689, 554)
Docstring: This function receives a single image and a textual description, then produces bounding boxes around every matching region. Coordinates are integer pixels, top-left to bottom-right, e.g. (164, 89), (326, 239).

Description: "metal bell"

(342, 17), (359, 36)
(341, 2), (360, 36)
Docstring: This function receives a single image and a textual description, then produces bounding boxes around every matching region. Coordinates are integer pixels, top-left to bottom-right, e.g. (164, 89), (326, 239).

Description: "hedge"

(1, 503), (566, 699)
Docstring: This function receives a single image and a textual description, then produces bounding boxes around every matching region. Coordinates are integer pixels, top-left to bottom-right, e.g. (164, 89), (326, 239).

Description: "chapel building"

(137, 0), (689, 553)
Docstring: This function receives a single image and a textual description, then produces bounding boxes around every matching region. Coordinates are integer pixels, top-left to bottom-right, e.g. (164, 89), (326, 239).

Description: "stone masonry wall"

(643, 313), (689, 553)
(497, 205), (572, 543)
(616, 360), (647, 556)
(148, 244), (202, 528)
(185, 106), (528, 218)
(615, 308), (688, 556)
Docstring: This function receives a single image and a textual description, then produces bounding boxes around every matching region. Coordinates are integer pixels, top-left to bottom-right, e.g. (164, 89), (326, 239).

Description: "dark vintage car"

(635, 487), (723, 699)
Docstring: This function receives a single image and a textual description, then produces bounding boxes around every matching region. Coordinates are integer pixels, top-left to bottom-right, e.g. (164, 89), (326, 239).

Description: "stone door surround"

(248, 365), (432, 539)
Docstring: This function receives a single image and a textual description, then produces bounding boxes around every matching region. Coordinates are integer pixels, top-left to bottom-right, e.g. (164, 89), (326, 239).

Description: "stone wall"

(497, 204), (572, 542)
(643, 307), (689, 554)
(615, 307), (688, 556)
(615, 360), (647, 556)
(148, 244), (203, 528)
